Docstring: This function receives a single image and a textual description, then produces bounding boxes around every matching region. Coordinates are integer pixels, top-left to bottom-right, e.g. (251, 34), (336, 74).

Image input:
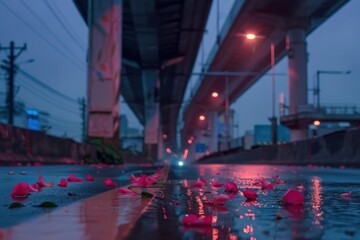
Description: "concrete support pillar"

(87, 0), (122, 144)
(142, 69), (159, 161)
(208, 111), (218, 154)
(287, 28), (308, 141)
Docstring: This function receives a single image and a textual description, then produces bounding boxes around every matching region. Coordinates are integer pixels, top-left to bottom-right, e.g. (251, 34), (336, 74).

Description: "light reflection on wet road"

(0, 164), (159, 228)
(127, 164), (360, 240)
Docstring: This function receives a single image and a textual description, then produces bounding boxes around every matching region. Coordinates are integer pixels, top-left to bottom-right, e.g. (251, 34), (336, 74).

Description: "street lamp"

(245, 33), (277, 145)
(315, 70), (351, 110)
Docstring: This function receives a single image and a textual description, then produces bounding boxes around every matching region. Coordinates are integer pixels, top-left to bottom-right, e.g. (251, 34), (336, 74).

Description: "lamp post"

(315, 70), (351, 110)
(246, 34), (277, 145)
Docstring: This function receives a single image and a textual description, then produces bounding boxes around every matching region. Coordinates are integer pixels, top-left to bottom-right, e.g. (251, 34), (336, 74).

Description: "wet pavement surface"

(127, 164), (360, 240)
(0, 164), (159, 228)
(0, 163), (359, 240)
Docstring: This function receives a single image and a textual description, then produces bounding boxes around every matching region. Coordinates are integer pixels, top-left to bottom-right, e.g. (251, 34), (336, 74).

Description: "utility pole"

(78, 97), (87, 142)
(0, 41), (27, 125)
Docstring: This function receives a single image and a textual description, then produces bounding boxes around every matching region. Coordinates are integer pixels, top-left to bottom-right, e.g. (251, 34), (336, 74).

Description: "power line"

(19, 0), (86, 64)
(0, 0), (86, 72)
(17, 69), (78, 104)
(17, 75), (79, 110)
(17, 79), (80, 115)
(52, 0), (87, 46)
(43, 1), (87, 52)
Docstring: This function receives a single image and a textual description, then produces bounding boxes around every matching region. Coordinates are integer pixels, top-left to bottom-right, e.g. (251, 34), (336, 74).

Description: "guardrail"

(280, 104), (360, 117)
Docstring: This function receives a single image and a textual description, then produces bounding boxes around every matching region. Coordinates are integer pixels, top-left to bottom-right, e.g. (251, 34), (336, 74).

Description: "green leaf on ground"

(141, 192), (154, 198)
(9, 202), (25, 209)
(35, 201), (58, 208)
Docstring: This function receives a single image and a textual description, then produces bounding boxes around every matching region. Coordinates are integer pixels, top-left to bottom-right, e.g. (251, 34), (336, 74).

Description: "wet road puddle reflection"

(0, 187), (157, 240)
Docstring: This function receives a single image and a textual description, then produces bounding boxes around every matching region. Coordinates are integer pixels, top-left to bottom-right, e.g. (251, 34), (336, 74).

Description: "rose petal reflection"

(182, 226), (213, 235)
(283, 204), (304, 219)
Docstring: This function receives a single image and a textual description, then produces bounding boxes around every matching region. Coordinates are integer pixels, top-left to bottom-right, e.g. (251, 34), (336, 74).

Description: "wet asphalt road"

(127, 164), (360, 240)
(0, 164), (159, 228)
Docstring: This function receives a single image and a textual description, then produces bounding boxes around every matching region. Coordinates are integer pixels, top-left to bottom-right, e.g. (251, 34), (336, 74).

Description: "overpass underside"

(74, 0), (212, 160)
(182, 0), (349, 160)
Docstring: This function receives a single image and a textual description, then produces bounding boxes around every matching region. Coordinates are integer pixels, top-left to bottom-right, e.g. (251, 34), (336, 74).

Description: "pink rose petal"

(86, 174), (96, 181)
(275, 177), (287, 185)
(211, 180), (223, 188)
(282, 188), (304, 205)
(37, 175), (54, 188)
(340, 191), (352, 198)
(27, 183), (39, 192)
(104, 178), (116, 187)
(67, 174), (83, 183)
(182, 214), (212, 227)
(242, 189), (258, 201)
(11, 182), (29, 198)
(193, 178), (208, 188)
(57, 178), (68, 187)
(118, 187), (134, 194)
(206, 194), (229, 205)
(224, 181), (238, 193)
(130, 174), (139, 183)
(296, 184), (305, 191)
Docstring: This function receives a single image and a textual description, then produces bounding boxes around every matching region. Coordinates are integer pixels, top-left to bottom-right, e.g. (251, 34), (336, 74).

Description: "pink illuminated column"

(287, 28), (308, 141)
(87, 0), (122, 142)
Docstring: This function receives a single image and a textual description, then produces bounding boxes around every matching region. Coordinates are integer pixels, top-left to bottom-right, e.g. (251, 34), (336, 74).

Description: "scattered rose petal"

(130, 174), (156, 186)
(86, 174), (96, 181)
(296, 184), (305, 191)
(206, 194), (229, 205)
(282, 188), (304, 205)
(130, 174), (139, 183)
(181, 214), (212, 227)
(275, 177), (287, 184)
(67, 174), (83, 182)
(118, 187), (134, 195)
(104, 178), (116, 187)
(11, 183), (29, 198)
(340, 191), (352, 199)
(242, 189), (258, 201)
(254, 179), (274, 190)
(224, 181), (238, 193)
(283, 204), (304, 219)
(211, 180), (223, 188)
(193, 178), (208, 188)
(37, 175), (54, 188)
(57, 178), (68, 187)
(27, 183), (39, 192)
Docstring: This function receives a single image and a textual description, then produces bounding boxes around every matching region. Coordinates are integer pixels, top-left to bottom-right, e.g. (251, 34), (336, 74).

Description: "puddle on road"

(127, 164), (360, 240)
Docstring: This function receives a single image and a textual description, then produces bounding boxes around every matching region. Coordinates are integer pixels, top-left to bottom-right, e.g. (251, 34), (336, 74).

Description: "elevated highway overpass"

(182, 0), (349, 154)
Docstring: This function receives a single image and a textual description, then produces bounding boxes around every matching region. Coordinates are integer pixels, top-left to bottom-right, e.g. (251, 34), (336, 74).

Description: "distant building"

(119, 114), (143, 152)
(254, 125), (290, 145)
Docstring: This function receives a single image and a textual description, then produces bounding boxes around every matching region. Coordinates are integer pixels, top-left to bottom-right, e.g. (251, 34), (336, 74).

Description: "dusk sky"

(0, 0), (359, 141)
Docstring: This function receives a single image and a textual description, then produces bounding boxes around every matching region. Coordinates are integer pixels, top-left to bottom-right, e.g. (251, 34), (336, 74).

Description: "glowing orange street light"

(166, 148), (172, 154)
(246, 33), (256, 40)
(313, 120), (321, 126)
(162, 134), (167, 139)
(187, 139), (193, 144)
(211, 91), (219, 98)
(199, 115), (205, 121)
